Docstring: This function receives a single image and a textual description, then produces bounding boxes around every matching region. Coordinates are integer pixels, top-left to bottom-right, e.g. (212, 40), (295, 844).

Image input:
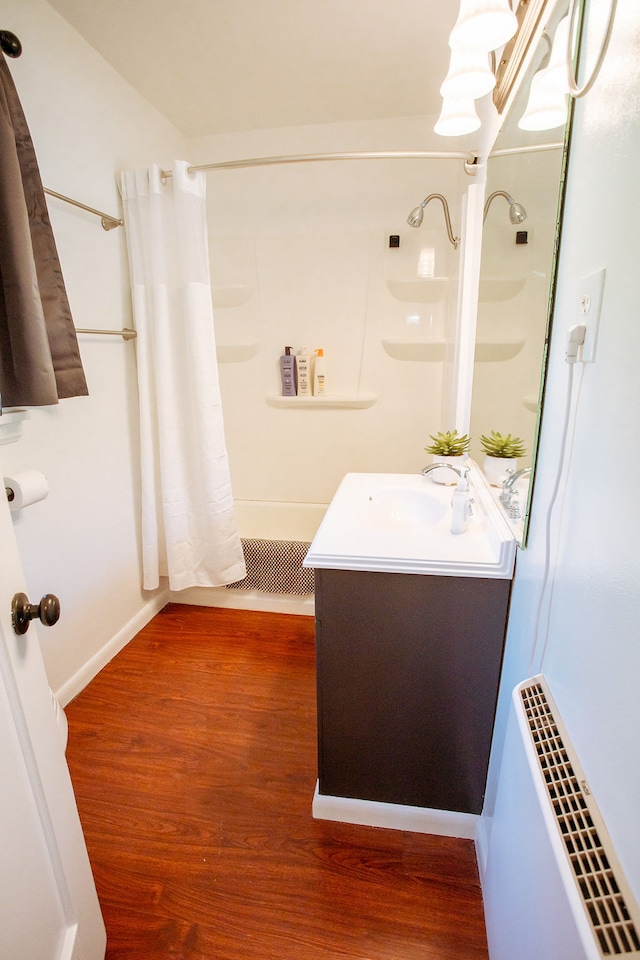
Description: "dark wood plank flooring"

(65, 603), (488, 960)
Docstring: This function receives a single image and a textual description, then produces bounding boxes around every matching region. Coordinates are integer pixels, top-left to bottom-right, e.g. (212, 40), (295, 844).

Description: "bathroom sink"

(304, 465), (516, 579)
(357, 486), (447, 531)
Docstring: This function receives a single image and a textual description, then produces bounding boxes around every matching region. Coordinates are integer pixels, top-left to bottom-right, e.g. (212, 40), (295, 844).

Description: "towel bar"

(75, 327), (137, 340)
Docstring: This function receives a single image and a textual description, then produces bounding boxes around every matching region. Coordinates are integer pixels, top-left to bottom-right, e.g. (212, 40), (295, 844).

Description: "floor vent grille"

(520, 681), (640, 957)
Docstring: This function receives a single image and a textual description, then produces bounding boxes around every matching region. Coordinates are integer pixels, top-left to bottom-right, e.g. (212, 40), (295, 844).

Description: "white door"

(0, 466), (106, 960)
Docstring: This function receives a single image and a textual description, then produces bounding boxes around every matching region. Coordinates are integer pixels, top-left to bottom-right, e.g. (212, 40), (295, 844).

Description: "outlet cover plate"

(579, 267), (605, 362)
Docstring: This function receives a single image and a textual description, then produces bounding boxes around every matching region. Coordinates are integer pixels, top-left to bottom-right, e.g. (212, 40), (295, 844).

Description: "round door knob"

(11, 592), (61, 635)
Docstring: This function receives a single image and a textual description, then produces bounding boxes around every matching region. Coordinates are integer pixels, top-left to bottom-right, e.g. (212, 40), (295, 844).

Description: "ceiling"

(46, 0), (459, 138)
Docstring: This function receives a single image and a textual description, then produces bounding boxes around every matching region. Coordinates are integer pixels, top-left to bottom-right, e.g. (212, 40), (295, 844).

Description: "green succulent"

(480, 431), (527, 459)
(424, 430), (471, 457)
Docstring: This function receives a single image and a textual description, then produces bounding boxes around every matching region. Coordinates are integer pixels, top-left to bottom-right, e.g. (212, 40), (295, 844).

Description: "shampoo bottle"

(296, 347), (312, 397)
(313, 348), (326, 396)
(279, 346), (297, 397)
(450, 475), (472, 535)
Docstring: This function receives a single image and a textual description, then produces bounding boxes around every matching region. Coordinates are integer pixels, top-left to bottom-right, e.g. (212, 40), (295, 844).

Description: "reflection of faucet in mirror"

(483, 190), (528, 225)
(407, 193), (460, 249)
(500, 467), (532, 519)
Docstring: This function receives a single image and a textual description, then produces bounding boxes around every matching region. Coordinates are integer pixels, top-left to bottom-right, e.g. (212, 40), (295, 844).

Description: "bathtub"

(171, 499), (327, 615)
(233, 499), (327, 543)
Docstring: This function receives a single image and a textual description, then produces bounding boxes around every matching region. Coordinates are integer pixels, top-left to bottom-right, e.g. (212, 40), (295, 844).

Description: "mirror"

(469, 10), (573, 546)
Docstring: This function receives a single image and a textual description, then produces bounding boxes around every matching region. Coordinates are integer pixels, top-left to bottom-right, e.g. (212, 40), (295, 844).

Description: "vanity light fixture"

(483, 190), (527, 224)
(518, 69), (568, 130)
(406, 194), (460, 249)
(448, 0), (519, 53)
(439, 49), (497, 100)
(434, 97), (481, 137)
(435, 0), (516, 139)
(518, 17), (570, 131)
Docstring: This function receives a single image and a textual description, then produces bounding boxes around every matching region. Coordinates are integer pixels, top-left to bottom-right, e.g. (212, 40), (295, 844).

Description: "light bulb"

(440, 49), (496, 100)
(518, 70), (568, 130)
(449, 0), (518, 53)
(518, 18), (570, 132)
(434, 98), (481, 137)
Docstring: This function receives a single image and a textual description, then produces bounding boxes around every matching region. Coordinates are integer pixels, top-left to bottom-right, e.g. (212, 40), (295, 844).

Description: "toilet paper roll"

(4, 469), (49, 512)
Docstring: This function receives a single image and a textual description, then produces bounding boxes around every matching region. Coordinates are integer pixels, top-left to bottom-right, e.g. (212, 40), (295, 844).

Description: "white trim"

(312, 782), (478, 840)
(168, 585), (315, 617)
(55, 590), (170, 706)
(475, 811), (490, 880)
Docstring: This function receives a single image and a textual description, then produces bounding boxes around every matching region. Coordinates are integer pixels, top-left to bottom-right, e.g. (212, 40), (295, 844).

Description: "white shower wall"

(190, 122), (470, 507)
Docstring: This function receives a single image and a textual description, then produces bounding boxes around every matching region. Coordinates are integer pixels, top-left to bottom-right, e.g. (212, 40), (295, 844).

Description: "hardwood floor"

(65, 603), (488, 960)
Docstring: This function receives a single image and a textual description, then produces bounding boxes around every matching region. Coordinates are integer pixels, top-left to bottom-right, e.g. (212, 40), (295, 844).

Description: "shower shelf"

(211, 283), (256, 308)
(216, 341), (260, 362)
(382, 338), (447, 361)
(523, 394), (539, 413)
(479, 276), (526, 302)
(385, 278), (449, 303)
(267, 394), (377, 409)
(474, 338), (525, 361)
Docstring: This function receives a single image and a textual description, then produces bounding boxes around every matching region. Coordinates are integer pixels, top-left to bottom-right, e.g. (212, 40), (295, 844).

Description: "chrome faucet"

(421, 463), (469, 482)
(500, 467), (532, 518)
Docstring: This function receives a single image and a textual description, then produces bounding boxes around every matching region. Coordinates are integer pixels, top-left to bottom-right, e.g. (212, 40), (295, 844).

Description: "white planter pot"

(429, 455), (466, 485)
(483, 455), (517, 487)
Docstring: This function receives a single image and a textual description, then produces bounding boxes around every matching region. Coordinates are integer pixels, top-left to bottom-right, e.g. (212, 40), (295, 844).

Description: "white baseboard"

(474, 811), (490, 881)
(55, 590), (170, 706)
(312, 781), (478, 840)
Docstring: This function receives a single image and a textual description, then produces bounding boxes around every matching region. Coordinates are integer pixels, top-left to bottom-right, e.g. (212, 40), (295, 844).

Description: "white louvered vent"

(520, 681), (640, 957)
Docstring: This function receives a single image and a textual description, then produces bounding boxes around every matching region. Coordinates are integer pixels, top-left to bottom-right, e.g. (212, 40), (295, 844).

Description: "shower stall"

(168, 139), (482, 608)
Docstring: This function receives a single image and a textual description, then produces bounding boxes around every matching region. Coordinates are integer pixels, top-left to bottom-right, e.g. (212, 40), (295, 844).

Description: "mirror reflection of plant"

(425, 430), (471, 457)
(480, 431), (526, 458)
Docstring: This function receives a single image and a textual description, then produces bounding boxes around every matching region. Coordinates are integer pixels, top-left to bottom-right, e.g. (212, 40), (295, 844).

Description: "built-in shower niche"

(209, 237), (260, 362)
(381, 228), (453, 361)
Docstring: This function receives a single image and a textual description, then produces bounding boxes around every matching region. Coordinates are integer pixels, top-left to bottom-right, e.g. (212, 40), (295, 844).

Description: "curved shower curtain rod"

(2, 31), (478, 180)
(160, 151), (479, 179)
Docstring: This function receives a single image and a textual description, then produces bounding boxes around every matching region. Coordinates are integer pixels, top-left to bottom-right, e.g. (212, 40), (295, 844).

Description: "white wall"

(189, 122), (471, 506)
(481, 0), (640, 920)
(0, 0), (185, 700)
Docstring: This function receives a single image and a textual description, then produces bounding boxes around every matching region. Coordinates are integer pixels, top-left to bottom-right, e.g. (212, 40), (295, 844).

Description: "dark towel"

(0, 49), (88, 407)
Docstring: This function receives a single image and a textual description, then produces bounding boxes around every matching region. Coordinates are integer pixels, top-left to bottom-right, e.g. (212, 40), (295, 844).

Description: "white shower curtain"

(120, 160), (246, 591)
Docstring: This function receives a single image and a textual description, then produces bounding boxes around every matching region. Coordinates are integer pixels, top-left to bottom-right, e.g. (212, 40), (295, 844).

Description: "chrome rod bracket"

(464, 155), (480, 176)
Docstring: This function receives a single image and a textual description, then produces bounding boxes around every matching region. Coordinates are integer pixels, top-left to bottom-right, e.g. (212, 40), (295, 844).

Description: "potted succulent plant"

(424, 430), (471, 484)
(480, 431), (527, 486)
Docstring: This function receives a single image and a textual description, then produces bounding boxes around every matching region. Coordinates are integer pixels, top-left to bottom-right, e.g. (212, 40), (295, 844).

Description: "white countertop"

(304, 464), (516, 579)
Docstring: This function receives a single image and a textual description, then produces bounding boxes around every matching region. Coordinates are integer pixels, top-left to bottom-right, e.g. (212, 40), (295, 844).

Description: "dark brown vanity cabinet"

(314, 567), (512, 815)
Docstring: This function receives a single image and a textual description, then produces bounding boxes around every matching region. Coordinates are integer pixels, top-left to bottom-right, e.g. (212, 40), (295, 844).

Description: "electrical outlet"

(578, 268), (606, 362)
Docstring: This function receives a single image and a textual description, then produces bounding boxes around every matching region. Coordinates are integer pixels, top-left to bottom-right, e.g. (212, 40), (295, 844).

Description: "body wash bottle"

(313, 348), (326, 396)
(296, 347), (312, 397)
(279, 346), (297, 397)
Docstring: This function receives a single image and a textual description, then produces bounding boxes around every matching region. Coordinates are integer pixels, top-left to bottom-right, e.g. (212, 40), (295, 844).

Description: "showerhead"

(483, 190), (527, 225)
(509, 201), (527, 224)
(405, 194), (460, 248)
(407, 205), (425, 228)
